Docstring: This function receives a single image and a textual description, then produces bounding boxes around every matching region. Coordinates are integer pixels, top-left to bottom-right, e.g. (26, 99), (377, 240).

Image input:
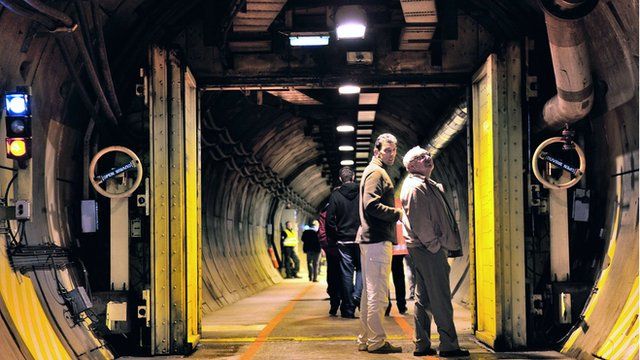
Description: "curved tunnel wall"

(200, 95), (327, 312)
(201, 164), (281, 313)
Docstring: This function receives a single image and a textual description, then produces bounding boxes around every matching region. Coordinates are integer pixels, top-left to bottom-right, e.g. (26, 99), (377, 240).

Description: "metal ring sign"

(89, 146), (143, 198)
(532, 136), (586, 190)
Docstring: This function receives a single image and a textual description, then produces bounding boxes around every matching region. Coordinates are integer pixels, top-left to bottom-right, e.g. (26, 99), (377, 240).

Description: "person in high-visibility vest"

(282, 221), (301, 279)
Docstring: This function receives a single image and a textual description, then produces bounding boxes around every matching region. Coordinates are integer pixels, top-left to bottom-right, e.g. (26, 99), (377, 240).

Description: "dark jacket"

(302, 229), (321, 253)
(358, 157), (402, 244)
(317, 203), (331, 249)
(326, 182), (360, 245)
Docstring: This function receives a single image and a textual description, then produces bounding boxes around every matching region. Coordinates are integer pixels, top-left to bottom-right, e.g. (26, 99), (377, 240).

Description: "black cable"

(3, 172), (19, 246)
(0, 0), (57, 30)
(90, 0), (122, 117)
(0, 165), (17, 172)
(4, 171), (18, 204)
(22, 0), (74, 28)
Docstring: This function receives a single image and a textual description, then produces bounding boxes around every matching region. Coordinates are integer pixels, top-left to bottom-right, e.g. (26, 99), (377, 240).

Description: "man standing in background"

(302, 220), (322, 282)
(326, 166), (361, 319)
(318, 203), (342, 315)
(356, 133), (403, 354)
(281, 221), (301, 279)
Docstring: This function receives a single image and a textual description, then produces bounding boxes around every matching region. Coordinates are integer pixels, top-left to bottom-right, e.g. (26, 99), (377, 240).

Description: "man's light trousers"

(357, 241), (392, 351)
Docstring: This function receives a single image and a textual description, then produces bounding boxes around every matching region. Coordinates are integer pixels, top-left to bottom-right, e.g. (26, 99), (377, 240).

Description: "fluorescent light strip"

(340, 160), (355, 166)
(339, 85), (360, 94)
(289, 36), (330, 47)
(336, 125), (355, 132)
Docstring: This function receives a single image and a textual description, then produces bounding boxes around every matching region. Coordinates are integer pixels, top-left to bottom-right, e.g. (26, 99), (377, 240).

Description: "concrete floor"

(191, 271), (571, 360)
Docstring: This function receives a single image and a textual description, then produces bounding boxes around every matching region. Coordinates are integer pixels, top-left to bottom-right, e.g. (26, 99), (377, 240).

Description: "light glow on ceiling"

(358, 93), (379, 105)
(357, 111), (376, 121)
(336, 23), (366, 39)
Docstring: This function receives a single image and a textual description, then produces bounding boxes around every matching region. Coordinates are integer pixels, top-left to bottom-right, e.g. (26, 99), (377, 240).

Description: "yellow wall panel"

(184, 68), (201, 345)
(595, 276), (639, 360)
(0, 242), (71, 360)
(473, 55), (498, 343)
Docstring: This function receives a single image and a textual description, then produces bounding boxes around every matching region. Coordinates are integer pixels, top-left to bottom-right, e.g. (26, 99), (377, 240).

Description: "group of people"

(281, 219), (323, 282)
(280, 133), (469, 357)
(356, 133), (469, 357)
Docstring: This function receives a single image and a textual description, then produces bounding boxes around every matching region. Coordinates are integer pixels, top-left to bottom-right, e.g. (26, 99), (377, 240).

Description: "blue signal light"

(5, 93), (30, 117)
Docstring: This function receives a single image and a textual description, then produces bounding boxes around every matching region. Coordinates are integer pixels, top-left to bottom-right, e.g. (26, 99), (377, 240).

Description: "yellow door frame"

(470, 44), (527, 349)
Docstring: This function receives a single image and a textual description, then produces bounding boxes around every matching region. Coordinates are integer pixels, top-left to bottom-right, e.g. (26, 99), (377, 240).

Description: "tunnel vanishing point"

(0, 0), (637, 359)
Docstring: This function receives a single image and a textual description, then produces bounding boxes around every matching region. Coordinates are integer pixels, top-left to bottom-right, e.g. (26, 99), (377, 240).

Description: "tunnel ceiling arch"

(0, 0), (637, 358)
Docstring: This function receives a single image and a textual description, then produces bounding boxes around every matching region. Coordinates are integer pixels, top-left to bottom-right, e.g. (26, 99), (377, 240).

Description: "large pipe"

(539, 0), (598, 128)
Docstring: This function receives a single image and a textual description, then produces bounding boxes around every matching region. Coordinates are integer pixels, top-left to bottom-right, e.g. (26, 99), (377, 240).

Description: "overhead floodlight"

(336, 5), (367, 39)
(338, 85), (360, 95)
(340, 160), (355, 166)
(289, 34), (330, 47)
(336, 125), (355, 132)
(339, 145), (355, 151)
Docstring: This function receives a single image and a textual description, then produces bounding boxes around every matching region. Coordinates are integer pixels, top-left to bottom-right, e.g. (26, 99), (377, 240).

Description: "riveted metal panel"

(149, 46), (171, 355)
(504, 43), (526, 347)
(168, 52), (187, 353)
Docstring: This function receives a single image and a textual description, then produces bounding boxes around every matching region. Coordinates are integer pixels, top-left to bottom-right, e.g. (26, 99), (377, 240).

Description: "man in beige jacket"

(400, 146), (469, 358)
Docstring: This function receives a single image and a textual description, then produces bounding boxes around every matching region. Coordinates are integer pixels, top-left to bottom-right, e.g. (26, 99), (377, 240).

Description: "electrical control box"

(15, 200), (30, 220)
(81, 200), (99, 233)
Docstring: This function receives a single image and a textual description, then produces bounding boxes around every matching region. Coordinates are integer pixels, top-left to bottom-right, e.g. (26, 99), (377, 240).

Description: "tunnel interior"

(0, 0), (637, 359)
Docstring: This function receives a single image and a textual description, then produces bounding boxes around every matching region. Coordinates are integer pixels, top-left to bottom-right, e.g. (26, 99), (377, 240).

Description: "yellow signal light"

(6, 138), (27, 158)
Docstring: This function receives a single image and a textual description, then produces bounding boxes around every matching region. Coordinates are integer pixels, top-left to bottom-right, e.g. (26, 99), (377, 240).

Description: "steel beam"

(200, 73), (468, 91)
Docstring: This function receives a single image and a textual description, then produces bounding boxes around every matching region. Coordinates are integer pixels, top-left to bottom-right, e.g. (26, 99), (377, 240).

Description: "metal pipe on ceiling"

(539, 0), (598, 129)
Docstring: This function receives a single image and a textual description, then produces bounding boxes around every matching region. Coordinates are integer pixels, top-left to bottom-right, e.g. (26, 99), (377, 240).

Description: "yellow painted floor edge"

(201, 334), (409, 343)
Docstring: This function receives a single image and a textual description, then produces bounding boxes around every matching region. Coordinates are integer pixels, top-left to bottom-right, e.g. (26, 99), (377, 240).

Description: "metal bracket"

(0, 206), (16, 220)
(8, 244), (72, 274)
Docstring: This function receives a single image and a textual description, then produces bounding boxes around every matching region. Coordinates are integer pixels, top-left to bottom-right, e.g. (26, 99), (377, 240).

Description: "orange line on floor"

(393, 313), (415, 340)
(239, 284), (314, 360)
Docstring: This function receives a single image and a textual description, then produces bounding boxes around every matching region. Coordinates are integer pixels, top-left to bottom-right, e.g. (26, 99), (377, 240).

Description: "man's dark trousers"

(283, 246), (300, 277)
(391, 254), (407, 311)
(338, 243), (362, 316)
(409, 246), (460, 352)
(325, 247), (342, 312)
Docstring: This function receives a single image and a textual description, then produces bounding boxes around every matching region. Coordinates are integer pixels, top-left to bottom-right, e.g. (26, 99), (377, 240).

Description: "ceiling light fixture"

(339, 145), (355, 151)
(340, 160), (355, 166)
(338, 84), (360, 94)
(336, 125), (355, 132)
(336, 5), (367, 39)
(289, 33), (330, 47)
